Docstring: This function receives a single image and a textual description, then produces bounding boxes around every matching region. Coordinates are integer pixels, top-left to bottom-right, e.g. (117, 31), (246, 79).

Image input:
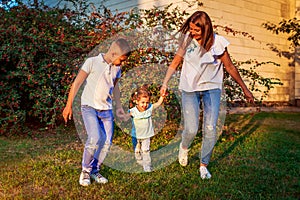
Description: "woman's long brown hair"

(178, 11), (214, 52)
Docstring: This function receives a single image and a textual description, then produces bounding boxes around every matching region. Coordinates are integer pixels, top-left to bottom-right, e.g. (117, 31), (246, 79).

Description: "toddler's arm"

(153, 96), (164, 109)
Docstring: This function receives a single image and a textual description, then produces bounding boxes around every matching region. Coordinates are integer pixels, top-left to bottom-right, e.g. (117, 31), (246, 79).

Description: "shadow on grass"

(212, 113), (265, 166)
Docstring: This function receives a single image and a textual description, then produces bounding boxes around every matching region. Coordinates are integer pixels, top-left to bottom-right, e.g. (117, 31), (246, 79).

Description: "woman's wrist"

(115, 104), (123, 110)
(162, 83), (168, 88)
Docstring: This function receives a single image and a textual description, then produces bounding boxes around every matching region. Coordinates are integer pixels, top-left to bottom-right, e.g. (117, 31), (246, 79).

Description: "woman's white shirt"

(178, 34), (229, 92)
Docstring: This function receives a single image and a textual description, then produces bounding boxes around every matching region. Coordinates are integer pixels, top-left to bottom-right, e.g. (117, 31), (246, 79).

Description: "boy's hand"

(116, 107), (126, 121)
(123, 113), (131, 121)
(62, 106), (72, 124)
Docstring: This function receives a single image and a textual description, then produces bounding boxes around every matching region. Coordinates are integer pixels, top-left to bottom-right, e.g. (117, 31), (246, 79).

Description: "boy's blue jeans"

(181, 89), (221, 165)
(81, 105), (114, 174)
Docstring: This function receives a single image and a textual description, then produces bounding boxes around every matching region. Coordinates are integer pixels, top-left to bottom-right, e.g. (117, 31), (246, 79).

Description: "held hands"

(120, 113), (131, 121)
(116, 107), (130, 121)
(160, 84), (168, 97)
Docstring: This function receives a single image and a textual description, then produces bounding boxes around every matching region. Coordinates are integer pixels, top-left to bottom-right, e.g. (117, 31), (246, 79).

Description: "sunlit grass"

(0, 112), (299, 199)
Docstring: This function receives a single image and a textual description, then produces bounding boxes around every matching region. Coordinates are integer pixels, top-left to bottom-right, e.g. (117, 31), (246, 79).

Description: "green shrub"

(0, 1), (282, 134)
(0, 2), (93, 134)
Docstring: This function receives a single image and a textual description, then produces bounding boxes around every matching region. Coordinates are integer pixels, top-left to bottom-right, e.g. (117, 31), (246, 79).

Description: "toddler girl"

(126, 85), (164, 172)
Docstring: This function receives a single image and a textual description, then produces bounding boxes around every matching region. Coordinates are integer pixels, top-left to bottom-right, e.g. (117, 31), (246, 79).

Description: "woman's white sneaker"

(200, 166), (211, 179)
(178, 143), (189, 166)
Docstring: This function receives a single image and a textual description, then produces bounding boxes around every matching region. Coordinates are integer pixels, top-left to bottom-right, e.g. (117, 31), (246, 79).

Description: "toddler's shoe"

(200, 166), (211, 179)
(79, 171), (91, 186)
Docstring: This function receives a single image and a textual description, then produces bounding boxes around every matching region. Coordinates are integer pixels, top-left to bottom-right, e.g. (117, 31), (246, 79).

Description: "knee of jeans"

(205, 125), (216, 132)
(102, 142), (111, 152)
(85, 143), (99, 150)
(204, 124), (217, 134)
(86, 138), (100, 149)
(184, 110), (190, 115)
(185, 128), (198, 135)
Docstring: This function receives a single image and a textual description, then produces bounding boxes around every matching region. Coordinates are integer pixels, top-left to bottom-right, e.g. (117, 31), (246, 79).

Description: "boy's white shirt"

(81, 53), (121, 110)
(179, 34), (230, 92)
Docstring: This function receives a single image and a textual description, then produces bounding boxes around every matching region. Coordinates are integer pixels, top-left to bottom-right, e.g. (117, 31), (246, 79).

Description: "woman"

(160, 11), (254, 179)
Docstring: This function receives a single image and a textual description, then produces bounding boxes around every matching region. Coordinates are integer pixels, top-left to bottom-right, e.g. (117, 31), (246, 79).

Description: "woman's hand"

(160, 85), (168, 97)
(243, 88), (255, 104)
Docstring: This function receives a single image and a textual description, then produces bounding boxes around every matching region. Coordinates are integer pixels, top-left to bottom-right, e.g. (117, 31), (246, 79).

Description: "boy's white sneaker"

(200, 166), (212, 179)
(79, 171), (91, 186)
(178, 143), (189, 166)
(90, 172), (108, 184)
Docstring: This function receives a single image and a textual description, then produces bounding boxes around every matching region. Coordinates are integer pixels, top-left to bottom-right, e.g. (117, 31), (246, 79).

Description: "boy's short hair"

(114, 38), (131, 57)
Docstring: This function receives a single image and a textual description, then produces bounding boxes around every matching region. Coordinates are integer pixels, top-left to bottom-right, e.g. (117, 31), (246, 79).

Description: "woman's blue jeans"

(181, 89), (221, 165)
(81, 105), (114, 174)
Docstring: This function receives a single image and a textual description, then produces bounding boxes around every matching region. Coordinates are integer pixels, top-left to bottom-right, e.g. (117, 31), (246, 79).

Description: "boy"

(63, 38), (131, 186)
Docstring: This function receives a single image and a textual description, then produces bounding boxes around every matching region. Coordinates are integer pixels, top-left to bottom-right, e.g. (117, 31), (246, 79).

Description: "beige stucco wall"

(74, 0), (298, 103)
(104, 0), (297, 103)
(295, 0), (300, 105)
(201, 0), (296, 103)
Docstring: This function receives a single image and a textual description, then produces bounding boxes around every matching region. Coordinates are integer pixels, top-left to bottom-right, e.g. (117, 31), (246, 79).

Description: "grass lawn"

(0, 112), (299, 200)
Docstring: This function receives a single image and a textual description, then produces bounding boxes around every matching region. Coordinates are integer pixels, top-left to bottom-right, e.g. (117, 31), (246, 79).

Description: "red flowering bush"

(0, 2), (93, 134)
(0, 1), (282, 135)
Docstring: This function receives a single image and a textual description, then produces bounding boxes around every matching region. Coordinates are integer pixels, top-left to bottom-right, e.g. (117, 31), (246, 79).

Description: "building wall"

(200, 0), (296, 103)
(101, 0), (297, 104)
(49, 0), (298, 104)
(295, 0), (300, 106)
